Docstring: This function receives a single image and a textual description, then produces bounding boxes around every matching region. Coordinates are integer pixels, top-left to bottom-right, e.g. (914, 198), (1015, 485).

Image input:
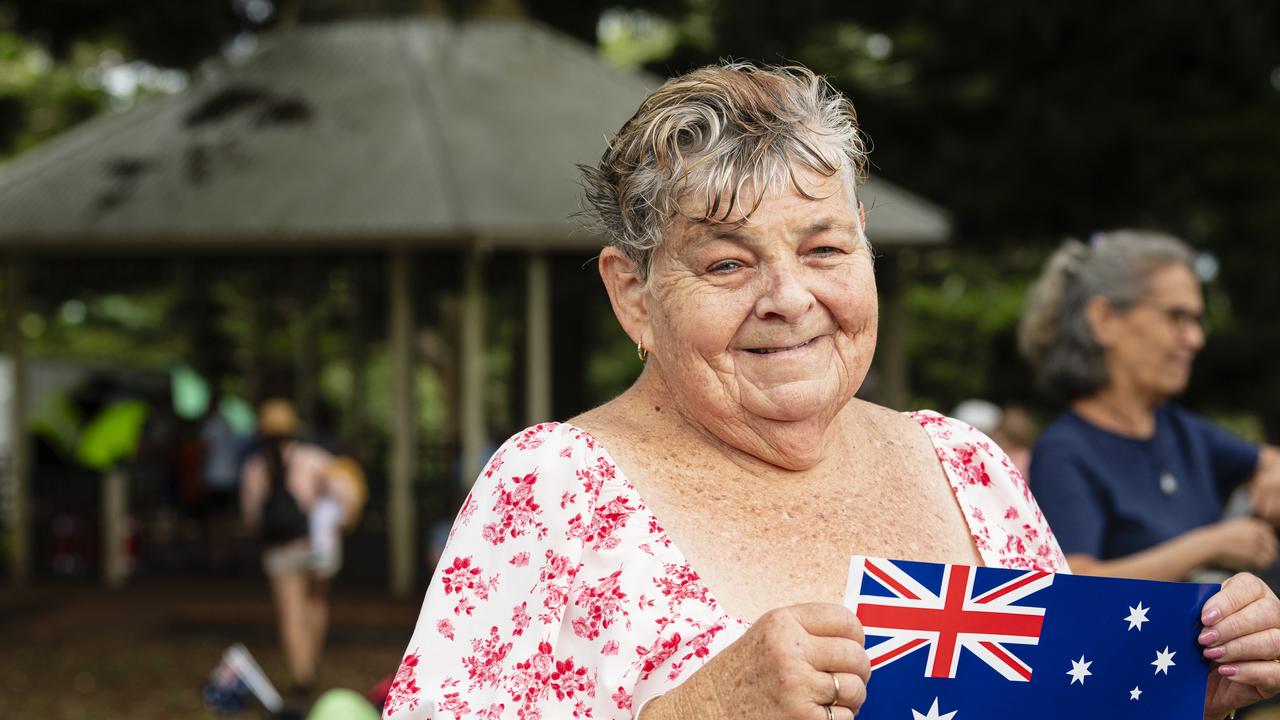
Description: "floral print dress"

(383, 411), (1067, 720)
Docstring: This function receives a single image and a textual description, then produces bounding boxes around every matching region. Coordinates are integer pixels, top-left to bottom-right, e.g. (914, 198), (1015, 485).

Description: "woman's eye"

(707, 260), (743, 274)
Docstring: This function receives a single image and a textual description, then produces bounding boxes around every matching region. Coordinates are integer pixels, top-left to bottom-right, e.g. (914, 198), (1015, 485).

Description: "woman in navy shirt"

(1020, 230), (1280, 581)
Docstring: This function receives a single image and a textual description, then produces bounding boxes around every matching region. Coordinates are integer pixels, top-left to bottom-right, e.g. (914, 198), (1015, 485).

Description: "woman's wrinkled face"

(1109, 263), (1207, 400)
(642, 166), (878, 428)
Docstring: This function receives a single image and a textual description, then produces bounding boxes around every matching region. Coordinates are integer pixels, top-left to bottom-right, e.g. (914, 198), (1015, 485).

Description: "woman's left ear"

(598, 247), (651, 349)
(1085, 296), (1121, 348)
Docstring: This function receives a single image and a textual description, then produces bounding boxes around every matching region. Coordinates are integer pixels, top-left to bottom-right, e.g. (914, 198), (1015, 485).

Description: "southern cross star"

(911, 698), (958, 720)
(1130, 686), (1143, 701)
(1125, 602), (1150, 631)
(1153, 646), (1177, 675)
(1067, 655), (1093, 685)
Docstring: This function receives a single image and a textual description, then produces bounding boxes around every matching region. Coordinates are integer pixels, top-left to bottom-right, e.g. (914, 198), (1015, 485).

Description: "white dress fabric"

(382, 412), (1068, 719)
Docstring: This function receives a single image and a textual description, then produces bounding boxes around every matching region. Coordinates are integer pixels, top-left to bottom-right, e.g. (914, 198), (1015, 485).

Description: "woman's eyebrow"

(683, 228), (754, 251)
(800, 218), (857, 236)
(689, 218), (856, 250)
(707, 227), (751, 242)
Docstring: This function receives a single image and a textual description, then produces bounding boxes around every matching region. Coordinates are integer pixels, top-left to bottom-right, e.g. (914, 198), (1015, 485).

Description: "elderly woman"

(385, 68), (1280, 720)
(1021, 231), (1280, 714)
(1020, 232), (1280, 581)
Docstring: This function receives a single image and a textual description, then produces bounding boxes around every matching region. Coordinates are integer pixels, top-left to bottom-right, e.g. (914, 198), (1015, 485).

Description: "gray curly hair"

(579, 62), (868, 278)
(1018, 230), (1197, 401)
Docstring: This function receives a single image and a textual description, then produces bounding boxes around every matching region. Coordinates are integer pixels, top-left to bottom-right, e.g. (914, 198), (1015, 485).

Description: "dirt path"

(0, 578), (419, 719)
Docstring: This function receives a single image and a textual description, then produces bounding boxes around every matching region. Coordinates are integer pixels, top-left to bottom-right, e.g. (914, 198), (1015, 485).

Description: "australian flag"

(843, 556), (1218, 719)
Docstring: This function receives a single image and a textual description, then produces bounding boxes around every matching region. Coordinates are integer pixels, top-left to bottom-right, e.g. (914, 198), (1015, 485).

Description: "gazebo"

(0, 17), (949, 595)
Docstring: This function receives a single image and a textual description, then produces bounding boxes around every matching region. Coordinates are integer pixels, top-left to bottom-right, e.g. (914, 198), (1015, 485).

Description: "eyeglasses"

(1134, 301), (1206, 332)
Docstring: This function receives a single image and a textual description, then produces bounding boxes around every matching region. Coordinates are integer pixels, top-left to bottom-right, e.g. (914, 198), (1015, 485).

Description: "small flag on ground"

(843, 556), (1217, 719)
(202, 643), (284, 715)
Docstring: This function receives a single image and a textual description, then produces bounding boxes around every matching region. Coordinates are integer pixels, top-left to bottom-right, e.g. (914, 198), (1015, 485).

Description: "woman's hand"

(1247, 446), (1280, 523)
(1205, 517), (1279, 571)
(1200, 573), (1280, 719)
(644, 603), (869, 720)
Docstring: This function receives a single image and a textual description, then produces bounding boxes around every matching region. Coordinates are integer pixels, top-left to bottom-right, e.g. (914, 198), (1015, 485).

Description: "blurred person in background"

(1019, 230), (1280, 582)
(240, 398), (358, 717)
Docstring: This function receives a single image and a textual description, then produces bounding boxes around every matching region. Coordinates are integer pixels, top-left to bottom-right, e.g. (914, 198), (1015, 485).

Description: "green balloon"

(76, 400), (150, 470)
(170, 364), (209, 419)
(219, 394), (257, 434)
(306, 688), (379, 720)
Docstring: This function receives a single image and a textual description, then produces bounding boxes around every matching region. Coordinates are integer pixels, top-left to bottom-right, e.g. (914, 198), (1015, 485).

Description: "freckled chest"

(615, 424), (981, 622)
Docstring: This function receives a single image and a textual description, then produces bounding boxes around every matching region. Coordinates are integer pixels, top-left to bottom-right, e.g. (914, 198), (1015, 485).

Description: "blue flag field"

(843, 556), (1218, 719)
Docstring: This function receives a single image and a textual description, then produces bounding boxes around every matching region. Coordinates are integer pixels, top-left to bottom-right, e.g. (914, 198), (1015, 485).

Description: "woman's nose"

(753, 261), (814, 321)
(1184, 321), (1206, 351)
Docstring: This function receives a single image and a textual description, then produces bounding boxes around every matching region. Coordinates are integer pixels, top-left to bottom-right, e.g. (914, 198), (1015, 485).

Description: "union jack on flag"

(844, 556), (1218, 719)
(855, 558), (1052, 681)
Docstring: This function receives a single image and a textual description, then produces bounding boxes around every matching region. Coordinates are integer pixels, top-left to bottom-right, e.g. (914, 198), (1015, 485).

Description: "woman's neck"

(1073, 387), (1160, 439)
(618, 368), (846, 473)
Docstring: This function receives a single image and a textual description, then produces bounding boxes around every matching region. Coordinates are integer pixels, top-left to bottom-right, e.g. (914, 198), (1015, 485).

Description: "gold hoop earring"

(636, 341), (649, 362)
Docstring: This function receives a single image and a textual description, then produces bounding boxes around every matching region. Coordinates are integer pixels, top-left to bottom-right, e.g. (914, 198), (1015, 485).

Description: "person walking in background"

(1019, 230), (1280, 581)
(240, 399), (357, 717)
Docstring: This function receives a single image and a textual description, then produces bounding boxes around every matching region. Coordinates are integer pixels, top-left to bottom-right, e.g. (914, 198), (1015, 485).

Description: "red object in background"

(365, 675), (393, 710)
(123, 513), (140, 576)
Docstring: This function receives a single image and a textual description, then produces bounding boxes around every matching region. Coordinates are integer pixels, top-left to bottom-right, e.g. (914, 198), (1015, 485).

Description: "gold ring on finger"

(830, 672), (840, 704)
(825, 704), (835, 720)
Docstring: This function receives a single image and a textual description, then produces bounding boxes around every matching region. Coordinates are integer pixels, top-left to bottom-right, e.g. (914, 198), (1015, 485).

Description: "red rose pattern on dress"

(384, 415), (1067, 720)
(384, 651), (423, 716)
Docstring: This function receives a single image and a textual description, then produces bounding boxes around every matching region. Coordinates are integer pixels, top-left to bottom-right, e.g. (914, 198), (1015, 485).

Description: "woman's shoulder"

(905, 408), (1068, 571)
(482, 421), (613, 479)
(471, 422), (623, 515)
(1157, 402), (1216, 435)
(903, 408), (1020, 489)
(903, 408), (992, 444)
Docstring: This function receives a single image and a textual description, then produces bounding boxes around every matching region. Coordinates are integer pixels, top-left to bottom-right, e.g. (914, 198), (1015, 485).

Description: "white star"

(1152, 646), (1177, 675)
(911, 698), (958, 720)
(1129, 686), (1143, 701)
(1125, 602), (1150, 631)
(1067, 655), (1093, 685)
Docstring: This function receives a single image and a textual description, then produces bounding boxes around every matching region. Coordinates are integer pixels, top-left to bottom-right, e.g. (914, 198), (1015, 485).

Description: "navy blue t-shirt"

(1029, 404), (1259, 560)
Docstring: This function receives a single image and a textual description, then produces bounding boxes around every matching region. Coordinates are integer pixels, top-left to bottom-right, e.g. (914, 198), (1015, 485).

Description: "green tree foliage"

(0, 31), (108, 158)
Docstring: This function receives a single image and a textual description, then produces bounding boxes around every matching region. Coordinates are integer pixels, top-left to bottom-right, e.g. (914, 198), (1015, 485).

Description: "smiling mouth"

(745, 337), (818, 354)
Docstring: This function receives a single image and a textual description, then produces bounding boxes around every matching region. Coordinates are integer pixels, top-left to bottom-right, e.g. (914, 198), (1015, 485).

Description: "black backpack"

(259, 443), (308, 544)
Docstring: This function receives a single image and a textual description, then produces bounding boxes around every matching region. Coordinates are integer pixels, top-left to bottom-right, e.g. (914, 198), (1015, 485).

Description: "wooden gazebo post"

(459, 244), (487, 486)
(525, 251), (552, 424)
(388, 248), (417, 598)
(5, 257), (29, 584)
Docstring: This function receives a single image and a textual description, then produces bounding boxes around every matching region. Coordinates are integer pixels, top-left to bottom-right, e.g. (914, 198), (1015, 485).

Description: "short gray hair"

(1018, 230), (1196, 400)
(579, 62), (867, 277)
